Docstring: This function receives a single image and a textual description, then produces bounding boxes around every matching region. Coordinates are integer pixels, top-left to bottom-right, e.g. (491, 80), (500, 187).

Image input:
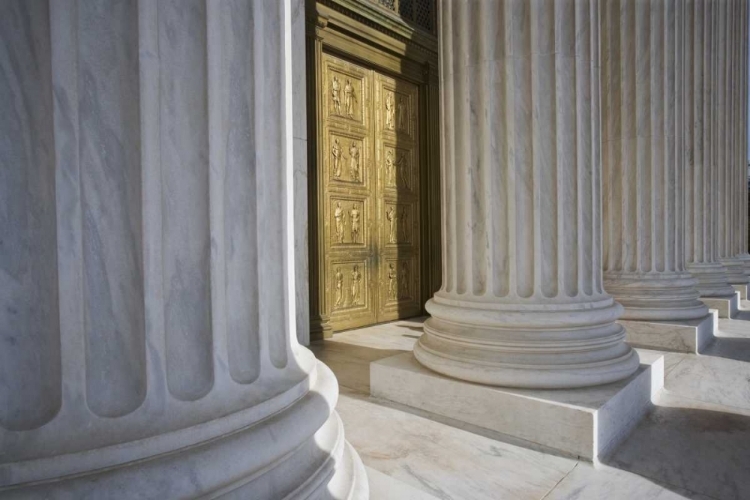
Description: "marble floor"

(310, 306), (750, 500)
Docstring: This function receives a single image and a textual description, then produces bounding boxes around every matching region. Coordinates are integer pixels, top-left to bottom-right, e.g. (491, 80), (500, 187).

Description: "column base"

(0, 361), (368, 500)
(325, 441), (370, 500)
(687, 262), (736, 297)
(732, 284), (749, 300)
(371, 351), (663, 463)
(701, 293), (740, 318)
(416, 297), (640, 389)
(604, 271), (708, 322)
(739, 253), (750, 275)
(619, 312), (716, 353)
(720, 257), (750, 285)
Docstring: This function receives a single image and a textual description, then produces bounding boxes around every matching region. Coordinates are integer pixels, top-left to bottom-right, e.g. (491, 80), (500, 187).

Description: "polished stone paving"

(310, 305), (750, 500)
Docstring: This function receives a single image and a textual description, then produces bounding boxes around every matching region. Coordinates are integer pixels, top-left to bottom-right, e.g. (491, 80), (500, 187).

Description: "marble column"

(600, 0), (708, 321)
(684, 0), (737, 298)
(731, 0), (750, 272)
(0, 1), (367, 498)
(414, 0), (639, 389)
(743, 0), (750, 263)
(717, 0), (750, 285)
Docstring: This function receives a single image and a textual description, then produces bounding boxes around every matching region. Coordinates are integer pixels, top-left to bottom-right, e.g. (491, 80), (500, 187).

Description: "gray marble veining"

(0, 1), (365, 497)
(0, 0), (60, 431)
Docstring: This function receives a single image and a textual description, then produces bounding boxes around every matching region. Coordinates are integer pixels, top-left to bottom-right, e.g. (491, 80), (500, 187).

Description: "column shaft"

(731, 0), (750, 270)
(718, 0), (749, 283)
(0, 1), (366, 497)
(684, 0), (737, 296)
(415, 0), (639, 390)
(601, 0), (708, 321)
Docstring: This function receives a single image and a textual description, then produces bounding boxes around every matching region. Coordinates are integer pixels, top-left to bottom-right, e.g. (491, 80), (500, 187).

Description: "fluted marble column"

(684, 0), (737, 297)
(717, 0), (750, 284)
(600, 0), (708, 321)
(742, 0), (750, 264)
(730, 0), (750, 271)
(415, 0), (639, 389)
(0, 1), (367, 498)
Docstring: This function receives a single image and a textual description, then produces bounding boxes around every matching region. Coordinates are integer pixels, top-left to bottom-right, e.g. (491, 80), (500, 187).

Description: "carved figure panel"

(384, 146), (413, 191)
(326, 67), (364, 124)
(381, 88), (413, 139)
(330, 197), (367, 246)
(382, 258), (416, 305)
(329, 133), (366, 185)
(385, 203), (413, 246)
(331, 261), (368, 312)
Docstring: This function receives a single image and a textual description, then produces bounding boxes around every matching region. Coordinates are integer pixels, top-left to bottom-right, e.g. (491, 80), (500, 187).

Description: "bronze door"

(321, 53), (421, 332)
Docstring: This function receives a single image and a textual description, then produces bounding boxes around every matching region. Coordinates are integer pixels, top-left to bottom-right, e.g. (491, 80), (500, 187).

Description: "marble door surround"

(0, 0), (366, 498)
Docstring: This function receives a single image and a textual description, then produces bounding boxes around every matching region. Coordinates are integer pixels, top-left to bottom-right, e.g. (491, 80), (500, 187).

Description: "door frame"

(306, 0), (440, 340)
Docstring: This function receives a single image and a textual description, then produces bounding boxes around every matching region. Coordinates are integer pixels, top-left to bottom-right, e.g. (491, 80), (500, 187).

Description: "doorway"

(321, 53), (422, 332)
(306, 0), (440, 341)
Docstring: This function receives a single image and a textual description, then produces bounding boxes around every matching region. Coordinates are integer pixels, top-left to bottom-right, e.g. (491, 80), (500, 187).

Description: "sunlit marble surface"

(313, 316), (750, 499)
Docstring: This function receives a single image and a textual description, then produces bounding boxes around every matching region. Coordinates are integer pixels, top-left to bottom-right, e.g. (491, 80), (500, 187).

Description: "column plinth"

(413, 0), (638, 389)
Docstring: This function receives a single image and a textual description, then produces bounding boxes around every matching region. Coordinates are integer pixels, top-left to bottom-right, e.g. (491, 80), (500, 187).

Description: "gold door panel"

(321, 53), (420, 331)
(329, 132), (368, 186)
(325, 62), (367, 126)
(331, 259), (370, 314)
(375, 71), (421, 323)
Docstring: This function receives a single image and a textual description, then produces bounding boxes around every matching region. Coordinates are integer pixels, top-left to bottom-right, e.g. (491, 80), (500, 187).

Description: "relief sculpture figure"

(331, 138), (342, 178)
(344, 79), (356, 117)
(397, 96), (407, 130)
(385, 92), (395, 130)
(385, 149), (395, 186)
(399, 262), (409, 299)
(400, 208), (409, 241)
(388, 263), (397, 300)
(335, 267), (344, 307)
(351, 265), (362, 305)
(350, 203), (361, 243)
(396, 152), (409, 189)
(334, 202), (346, 244)
(331, 76), (341, 115)
(349, 142), (360, 182)
(386, 206), (396, 244)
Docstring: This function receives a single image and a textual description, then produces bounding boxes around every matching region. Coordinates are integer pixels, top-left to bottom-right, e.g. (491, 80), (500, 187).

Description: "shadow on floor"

(702, 336), (750, 362)
(309, 340), (405, 394)
(399, 324), (424, 333)
(604, 405), (750, 500)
